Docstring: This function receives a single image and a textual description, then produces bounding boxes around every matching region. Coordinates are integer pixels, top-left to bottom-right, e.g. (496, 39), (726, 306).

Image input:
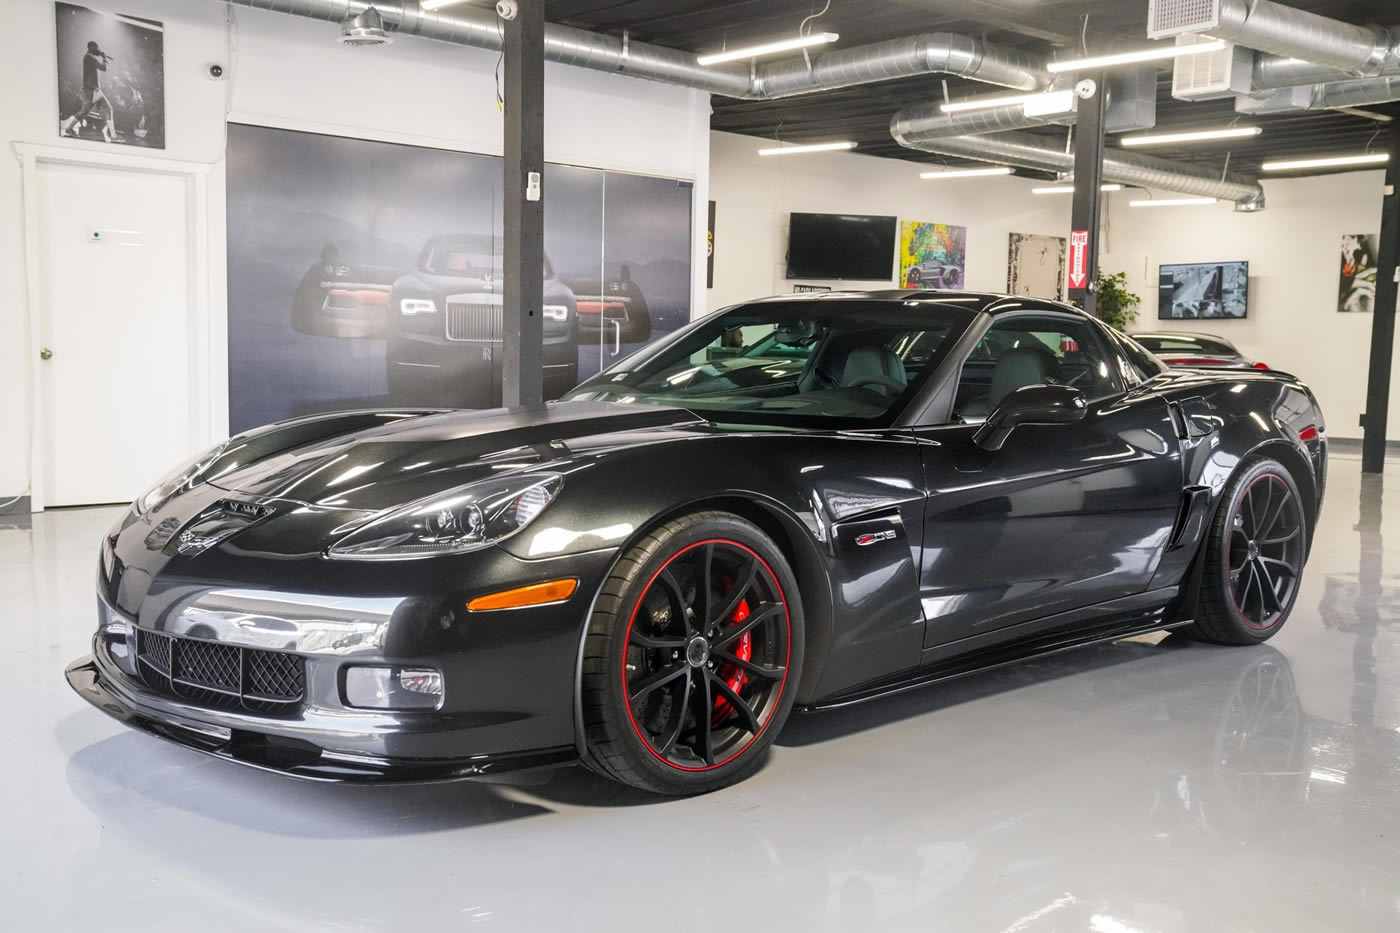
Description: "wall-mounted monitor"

(1158, 261), (1249, 319)
(786, 212), (897, 281)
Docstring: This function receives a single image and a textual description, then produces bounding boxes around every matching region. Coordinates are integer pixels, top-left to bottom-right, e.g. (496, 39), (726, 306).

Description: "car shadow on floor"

(58, 636), (1211, 831)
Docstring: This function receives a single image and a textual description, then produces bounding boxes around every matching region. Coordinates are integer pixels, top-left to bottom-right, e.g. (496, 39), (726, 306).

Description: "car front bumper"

(69, 514), (619, 783)
(66, 647), (576, 782)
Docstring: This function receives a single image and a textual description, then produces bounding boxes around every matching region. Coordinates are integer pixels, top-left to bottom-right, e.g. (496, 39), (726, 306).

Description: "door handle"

(40, 347), (53, 360)
(609, 320), (621, 357)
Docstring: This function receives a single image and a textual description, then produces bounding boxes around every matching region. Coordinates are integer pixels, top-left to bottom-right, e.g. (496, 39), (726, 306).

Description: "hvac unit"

(1171, 34), (1252, 100)
(1148, 0), (1225, 38)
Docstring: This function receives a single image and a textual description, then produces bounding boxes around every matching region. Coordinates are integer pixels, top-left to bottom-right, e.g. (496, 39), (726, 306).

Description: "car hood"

(206, 401), (704, 513)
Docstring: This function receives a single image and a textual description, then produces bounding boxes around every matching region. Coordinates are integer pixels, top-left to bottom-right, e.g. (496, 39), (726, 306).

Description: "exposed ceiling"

(545, 0), (1400, 178)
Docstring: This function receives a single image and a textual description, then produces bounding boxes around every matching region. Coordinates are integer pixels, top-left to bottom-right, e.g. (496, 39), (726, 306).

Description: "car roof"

(746, 289), (1086, 317)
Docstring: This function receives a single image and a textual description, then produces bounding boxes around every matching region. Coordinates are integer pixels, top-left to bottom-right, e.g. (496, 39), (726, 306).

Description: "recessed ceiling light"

(1120, 126), (1262, 147)
(1048, 39), (1227, 73)
(1261, 153), (1390, 171)
(1128, 197), (1219, 207)
(1031, 184), (1124, 194)
(920, 166), (1014, 179)
(698, 32), (838, 66)
(757, 141), (857, 156)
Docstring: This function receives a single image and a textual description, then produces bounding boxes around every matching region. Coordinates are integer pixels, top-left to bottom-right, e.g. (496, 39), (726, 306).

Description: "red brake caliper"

(712, 597), (752, 725)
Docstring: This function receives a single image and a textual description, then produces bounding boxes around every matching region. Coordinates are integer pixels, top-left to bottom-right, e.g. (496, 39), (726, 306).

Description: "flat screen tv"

(786, 212), (897, 281)
(1158, 261), (1249, 319)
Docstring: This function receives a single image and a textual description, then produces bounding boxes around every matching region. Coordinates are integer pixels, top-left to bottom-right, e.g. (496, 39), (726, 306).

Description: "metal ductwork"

(890, 100), (1073, 146)
(895, 130), (1265, 207)
(222, 1), (1051, 98)
(1249, 53), (1370, 92)
(1239, 73), (1400, 114)
(1150, 0), (1399, 76)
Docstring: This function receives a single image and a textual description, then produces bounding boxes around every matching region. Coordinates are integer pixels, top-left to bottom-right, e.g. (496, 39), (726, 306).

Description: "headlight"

(133, 442), (228, 515)
(399, 298), (437, 315)
(543, 304), (569, 322)
(327, 473), (563, 560)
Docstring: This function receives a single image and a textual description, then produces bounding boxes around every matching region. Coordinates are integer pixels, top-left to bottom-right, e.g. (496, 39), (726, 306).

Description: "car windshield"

(1134, 334), (1235, 356)
(420, 235), (553, 278)
(564, 299), (976, 427)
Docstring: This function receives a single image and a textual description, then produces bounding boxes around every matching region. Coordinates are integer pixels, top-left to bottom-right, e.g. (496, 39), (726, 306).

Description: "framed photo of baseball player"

(55, 2), (165, 149)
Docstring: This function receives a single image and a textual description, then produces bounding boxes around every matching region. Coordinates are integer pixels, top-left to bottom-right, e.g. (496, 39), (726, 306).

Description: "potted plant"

(1095, 270), (1141, 331)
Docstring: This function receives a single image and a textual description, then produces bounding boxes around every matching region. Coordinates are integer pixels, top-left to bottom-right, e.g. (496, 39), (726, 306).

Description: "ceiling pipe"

(1204, 0), (1398, 76)
(221, 1), (1051, 98)
(890, 99), (1075, 145)
(894, 130), (1265, 208)
(1239, 73), (1400, 114)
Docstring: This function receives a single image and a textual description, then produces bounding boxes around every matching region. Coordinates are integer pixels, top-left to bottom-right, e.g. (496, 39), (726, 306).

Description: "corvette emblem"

(176, 530), (223, 556)
(855, 530), (897, 547)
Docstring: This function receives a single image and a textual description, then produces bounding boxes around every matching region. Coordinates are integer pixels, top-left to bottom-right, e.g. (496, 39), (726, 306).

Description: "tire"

(580, 511), (804, 795)
(1189, 457), (1307, 645)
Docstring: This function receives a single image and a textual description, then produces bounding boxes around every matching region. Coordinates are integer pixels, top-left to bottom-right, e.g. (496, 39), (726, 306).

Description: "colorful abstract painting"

(900, 221), (966, 289)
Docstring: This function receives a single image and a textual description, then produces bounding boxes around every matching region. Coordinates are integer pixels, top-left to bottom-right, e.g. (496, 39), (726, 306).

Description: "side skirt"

(797, 610), (1190, 712)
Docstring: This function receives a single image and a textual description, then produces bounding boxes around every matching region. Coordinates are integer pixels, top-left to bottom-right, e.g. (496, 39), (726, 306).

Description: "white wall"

(709, 129), (1396, 441)
(1104, 170), (1389, 440)
(706, 130), (1076, 311)
(0, 0), (711, 503)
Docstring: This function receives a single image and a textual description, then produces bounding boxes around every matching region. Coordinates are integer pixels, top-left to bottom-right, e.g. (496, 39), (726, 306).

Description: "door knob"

(39, 347), (53, 360)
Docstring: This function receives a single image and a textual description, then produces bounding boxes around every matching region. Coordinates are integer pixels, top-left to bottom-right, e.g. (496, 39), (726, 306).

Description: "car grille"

(446, 302), (503, 342)
(135, 629), (305, 715)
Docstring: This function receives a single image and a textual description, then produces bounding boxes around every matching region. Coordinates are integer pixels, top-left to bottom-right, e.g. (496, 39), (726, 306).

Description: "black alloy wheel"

(580, 512), (803, 795)
(1192, 457), (1307, 644)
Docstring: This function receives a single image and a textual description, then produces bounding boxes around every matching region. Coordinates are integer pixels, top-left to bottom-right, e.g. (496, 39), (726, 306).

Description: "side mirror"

(973, 384), (1087, 452)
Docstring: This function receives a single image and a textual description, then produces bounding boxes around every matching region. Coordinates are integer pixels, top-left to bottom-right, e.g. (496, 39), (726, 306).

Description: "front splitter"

(65, 656), (577, 784)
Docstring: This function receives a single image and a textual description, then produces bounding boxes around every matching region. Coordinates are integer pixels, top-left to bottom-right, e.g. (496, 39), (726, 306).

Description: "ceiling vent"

(1171, 33), (1252, 99)
(339, 6), (392, 47)
(1148, 0), (1224, 39)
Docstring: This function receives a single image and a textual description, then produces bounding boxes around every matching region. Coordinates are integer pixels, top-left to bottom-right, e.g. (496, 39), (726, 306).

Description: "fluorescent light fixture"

(941, 89), (1072, 114)
(698, 32), (837, 66)
(1120, 126), (1262, 147)
(1261, 152), (1389, 171)
(421, 0), (469, 9)
(757, 140), (856, 156)
(1031, 184), (1124, 194)
(1128, 197), (1218, 207)
(1048, 38), (1226, 73)
(919, 166), (1014, 179)
(1336, 107), (1394, 123)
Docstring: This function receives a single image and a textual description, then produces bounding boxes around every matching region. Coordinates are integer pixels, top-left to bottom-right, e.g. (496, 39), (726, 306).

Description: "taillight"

(1164, 358), (1221, 366)
(1253, 361), (1269, 370)
(1299, 425), (1319, 442)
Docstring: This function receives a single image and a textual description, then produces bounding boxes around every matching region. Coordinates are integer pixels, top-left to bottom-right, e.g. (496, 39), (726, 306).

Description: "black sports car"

(67, 291), (1327, 795)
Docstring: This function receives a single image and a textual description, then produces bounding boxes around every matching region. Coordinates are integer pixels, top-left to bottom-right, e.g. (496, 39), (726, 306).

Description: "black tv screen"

(786, 212), (897, 281)
(1158, 261), (1249, 319)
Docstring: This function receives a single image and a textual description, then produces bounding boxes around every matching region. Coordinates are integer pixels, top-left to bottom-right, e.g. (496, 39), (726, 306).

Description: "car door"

(910, 310), (1184, 653)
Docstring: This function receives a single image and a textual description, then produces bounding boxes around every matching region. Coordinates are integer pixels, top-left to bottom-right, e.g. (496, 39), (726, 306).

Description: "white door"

(35, 161), (196, 507)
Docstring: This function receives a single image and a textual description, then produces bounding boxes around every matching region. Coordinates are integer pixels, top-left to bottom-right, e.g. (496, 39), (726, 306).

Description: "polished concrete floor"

(5, 454), (1400, 932)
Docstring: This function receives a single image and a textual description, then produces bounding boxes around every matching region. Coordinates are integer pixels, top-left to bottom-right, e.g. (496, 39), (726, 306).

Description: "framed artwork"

(899, 221), (966, 289)
(55, 2), (165, 148)
(1339, 233), (1379, 313)
(1007, 233), (1067, 300)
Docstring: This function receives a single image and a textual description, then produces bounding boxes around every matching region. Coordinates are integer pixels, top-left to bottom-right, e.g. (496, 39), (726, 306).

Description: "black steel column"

(1068, 73), (1107, 317)
(501, 1), (545, 408)
(1362, 124), (1400, 473)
